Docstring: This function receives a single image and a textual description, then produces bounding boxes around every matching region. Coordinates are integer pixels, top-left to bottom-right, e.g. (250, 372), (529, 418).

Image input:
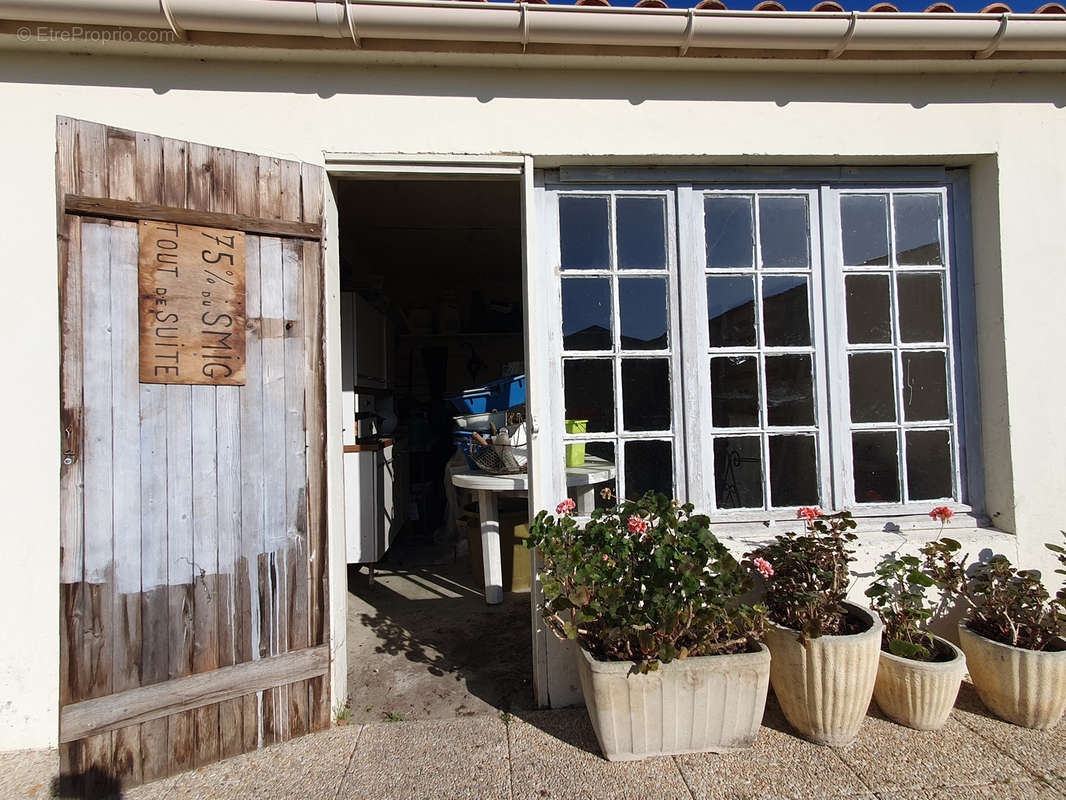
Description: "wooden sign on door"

(138, 220), (246, 385)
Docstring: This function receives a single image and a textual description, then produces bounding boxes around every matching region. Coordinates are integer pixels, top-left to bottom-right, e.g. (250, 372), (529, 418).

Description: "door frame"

(321, 153), (565, 707)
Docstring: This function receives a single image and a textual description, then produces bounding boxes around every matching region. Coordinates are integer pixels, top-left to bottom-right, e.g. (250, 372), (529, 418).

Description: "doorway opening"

(335, 177), (533, 723)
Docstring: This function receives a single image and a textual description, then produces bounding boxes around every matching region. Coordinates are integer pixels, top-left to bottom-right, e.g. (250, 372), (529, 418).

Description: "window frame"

(549, 185), (687, 502)
(542, 169), (983, 526)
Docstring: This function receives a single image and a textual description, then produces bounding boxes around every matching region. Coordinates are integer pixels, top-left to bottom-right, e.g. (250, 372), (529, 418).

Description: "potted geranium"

(922, 530), (1066, 729)
(744, 508), (881, 747)
(865, 509), (967, 731)
(527, 491), (770, 761)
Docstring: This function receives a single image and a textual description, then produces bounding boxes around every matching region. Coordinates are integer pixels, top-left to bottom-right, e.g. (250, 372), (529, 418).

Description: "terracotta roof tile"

(867, 2), (901, 9)
(811, 1), (846, 9)
(505, 0), (1066, 14)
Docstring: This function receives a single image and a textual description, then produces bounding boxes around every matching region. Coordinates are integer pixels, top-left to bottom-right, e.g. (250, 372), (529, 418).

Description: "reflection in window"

(617, 197), (667, 270)
(841, 194), (889, 266)
(714, 436), (762, 509)
(707, 276), (756, 348)
(619, 277), (668, 350)
(705, 196), (754, 268)
(711, 356), (759, 428)
(762, 276), (810, 347)
(769, 435), (819, 507)
(562, 277), (611, 351)
(853, 431), (901, 504)
(559, 196), (609, 270)
(894, 194), (942, 265)
(759, 196), (810, 269)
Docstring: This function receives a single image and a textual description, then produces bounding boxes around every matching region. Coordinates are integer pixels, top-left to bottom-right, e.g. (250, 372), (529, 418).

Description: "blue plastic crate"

(445, 374), (526, 414)
(453, 430), (482, 470)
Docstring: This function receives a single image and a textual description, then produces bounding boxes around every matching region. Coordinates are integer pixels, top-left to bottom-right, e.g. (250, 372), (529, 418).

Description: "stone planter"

(958, 623), (1066, 729)
(873, 635), (966, 731)
(575, 642), (771, 761)
(764, 601), (882, 747)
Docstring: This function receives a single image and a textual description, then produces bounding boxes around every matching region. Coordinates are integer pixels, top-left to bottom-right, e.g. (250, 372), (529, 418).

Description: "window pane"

(906, 430), (953, 501)
(902, 351), (949, 421)
(619, 277), (668, 350)
(707, 276), (756, 348)
(585, 441), (617, 508)
(759, 196), (809, 269)
(766, 355), (814, 427)
(560, 196), (610, 270)
(898, 273), (945, 343)
(562, 277), (611, 351)
(705, 196), (754, 268)
(617, 197), (667, 270)
(769, 435), (819, 507)
(763, 275), (811, 347)
(853, 431), (901, 504)
(625, 440), (672, 499)
(711, 356), (759, 428)
(622, 358), (671, 432)
(845, 274), (892, 344)
(564, 359), (614, 434)
(894, 194), (942, 266)
(840, 194), (889, 267)
(714, 436), (763, 509)
(849, 352), (896, 423)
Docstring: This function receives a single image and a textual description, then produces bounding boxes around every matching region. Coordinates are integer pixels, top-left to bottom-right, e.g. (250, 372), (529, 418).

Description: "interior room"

(335, 177), (534, 723)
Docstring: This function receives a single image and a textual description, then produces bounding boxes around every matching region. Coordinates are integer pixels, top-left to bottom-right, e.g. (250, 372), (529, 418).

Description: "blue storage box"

(453, 430), (482, 470)
(446, 374), (526, 415)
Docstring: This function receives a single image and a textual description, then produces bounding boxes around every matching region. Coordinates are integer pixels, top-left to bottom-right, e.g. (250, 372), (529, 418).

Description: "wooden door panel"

(56, 118), (329, 793)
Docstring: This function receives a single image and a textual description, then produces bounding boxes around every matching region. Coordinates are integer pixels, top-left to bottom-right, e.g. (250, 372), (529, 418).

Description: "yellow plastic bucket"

(565, 419), (588, 467)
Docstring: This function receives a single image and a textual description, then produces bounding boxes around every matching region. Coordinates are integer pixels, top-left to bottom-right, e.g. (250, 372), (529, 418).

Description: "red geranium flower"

(797, 506), (823, 522)
(627, 515), (649, 537)
(753, 557), (774, 579)
(556, 498), (576, 516)
(929, 506), (954, 524)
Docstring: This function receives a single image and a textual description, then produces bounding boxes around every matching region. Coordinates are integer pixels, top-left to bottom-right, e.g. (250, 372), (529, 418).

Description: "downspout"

(0, 0), (1064, 58)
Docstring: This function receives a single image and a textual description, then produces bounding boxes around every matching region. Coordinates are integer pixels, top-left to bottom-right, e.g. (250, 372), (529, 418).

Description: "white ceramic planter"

(873, 635), (966, 731)
(575, 642), (771, 761)
(958, 623), (1066, 729)
(764, 601), (882, 747)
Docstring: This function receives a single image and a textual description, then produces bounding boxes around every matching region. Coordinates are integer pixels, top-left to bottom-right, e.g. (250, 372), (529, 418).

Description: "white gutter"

(2, 0), (1065, 58)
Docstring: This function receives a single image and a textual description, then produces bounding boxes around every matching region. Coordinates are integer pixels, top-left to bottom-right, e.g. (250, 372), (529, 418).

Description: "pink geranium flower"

(929, 506), (954, 524)
(556, 498), (576, 516)
(797, 506), (823, 522)
(627, 515), (649, 537)
(753, 557), (774, 579)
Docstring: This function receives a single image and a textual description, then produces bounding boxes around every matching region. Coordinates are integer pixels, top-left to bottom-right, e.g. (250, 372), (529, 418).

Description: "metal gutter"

(1, 0), (1065, 59)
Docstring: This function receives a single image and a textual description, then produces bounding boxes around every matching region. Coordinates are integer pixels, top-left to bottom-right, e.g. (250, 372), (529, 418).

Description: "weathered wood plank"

(81, 218), (114, 705)
(57, 119), (85, 728)
(161, 134), (197, 777)
(133, 129), (170, 784)
(65, 194), (322, 239)
(187, 141), (223, 769)
(60, 645), (330, 743)
(283, 235), (309, 738)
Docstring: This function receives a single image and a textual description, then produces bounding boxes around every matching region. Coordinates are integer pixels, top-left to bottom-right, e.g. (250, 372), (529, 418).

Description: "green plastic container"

(565, 419), (588, 467)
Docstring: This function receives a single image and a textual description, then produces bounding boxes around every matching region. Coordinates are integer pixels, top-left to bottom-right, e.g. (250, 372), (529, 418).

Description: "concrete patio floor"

(4, 682), (1065, 800)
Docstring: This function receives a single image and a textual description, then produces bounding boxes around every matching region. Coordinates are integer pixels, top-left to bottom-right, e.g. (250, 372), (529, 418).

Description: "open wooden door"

(56, 118), (329, 794)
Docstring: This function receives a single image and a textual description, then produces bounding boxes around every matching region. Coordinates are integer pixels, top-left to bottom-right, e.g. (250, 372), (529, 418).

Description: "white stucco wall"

(2, 46), (1065, 749)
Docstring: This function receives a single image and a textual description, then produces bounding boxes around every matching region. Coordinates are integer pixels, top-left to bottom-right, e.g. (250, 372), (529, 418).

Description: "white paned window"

(546, 178), (974, 521)
(554, 190), (685, 504)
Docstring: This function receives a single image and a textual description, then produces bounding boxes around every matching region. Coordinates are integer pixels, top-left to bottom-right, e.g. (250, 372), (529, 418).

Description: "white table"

(450, 456), (616, 604)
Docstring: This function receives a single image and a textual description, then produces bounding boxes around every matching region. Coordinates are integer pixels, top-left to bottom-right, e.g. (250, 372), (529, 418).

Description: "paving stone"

(338, 715), (509, 800)
(0, 748), (58, 799)
(125, 724), (362, 800)
(952, 682), (1066, 780)
(673, 700), (871, 800)
(874, 779), (1066, 799)
(507, 708), (693, 800)
(834, 704), (1030, 793)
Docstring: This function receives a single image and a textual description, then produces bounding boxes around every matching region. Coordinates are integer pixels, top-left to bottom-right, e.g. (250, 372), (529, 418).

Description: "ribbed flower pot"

(575, 642), (771, 761)
(764, 601), (882, 747)
(958, 623), (1066, 729)
(873, 635), (966, 731)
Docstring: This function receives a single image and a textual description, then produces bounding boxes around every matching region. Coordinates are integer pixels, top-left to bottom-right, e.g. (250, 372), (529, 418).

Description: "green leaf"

(888, 638), (931, 660)
(911, 572), (935, 588)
